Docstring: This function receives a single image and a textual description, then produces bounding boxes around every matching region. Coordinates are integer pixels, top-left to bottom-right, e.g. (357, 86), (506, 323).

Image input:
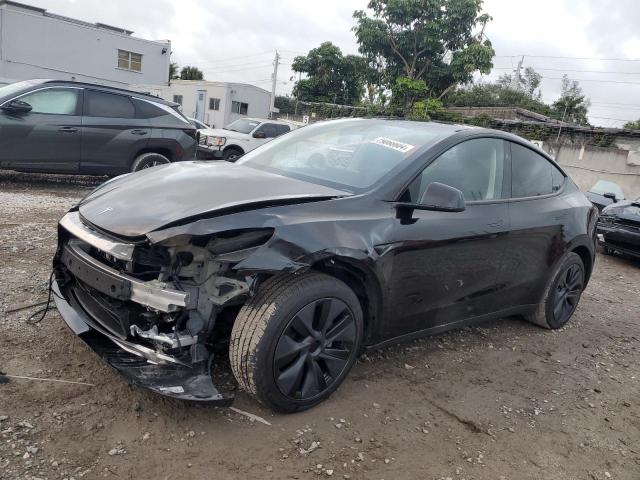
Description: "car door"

(81, 89), (150, 174)
(381, 138), (511, 339)
(498, 141), (569, 307)
(0, 86), (82, 172)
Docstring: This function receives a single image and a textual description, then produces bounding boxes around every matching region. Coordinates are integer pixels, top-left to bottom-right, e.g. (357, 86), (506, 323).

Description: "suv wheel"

(230, 272), (363, 413)
(131, 152), (170, 172)
(525, 252), (585, 329)
(223, 148), (243, 162)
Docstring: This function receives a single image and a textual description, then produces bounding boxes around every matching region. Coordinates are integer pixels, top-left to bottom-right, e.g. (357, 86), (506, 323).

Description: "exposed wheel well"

(223, 145), (244, 154)
(311, 259), (381, 345)
(133, 147), (174, 164)
(572, 245), (593, 283)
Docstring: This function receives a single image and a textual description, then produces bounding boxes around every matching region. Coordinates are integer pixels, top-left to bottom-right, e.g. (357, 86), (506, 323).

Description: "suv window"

(276, 124), (291, 136)
(133, 98), (169, 119)
(511, 142), (565, 198)
(404, 138), (505, 202)
(256, 123), (279, 138)
(17, 88), (80, 115)
(85, 90), (135, 118)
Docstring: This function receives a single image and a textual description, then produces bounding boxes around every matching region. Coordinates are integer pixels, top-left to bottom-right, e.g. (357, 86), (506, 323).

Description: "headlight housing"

(205, 136), (226, 147)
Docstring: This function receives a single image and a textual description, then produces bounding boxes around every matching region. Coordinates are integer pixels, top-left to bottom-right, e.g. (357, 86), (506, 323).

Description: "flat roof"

(0, 0), (134, 35)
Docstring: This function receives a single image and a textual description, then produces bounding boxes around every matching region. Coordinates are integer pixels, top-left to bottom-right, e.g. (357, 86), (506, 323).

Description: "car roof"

(242, 117), (291, 125)
(36, 79), (174, 106)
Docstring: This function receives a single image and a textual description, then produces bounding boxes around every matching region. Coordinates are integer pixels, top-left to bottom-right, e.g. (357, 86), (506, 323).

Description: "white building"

(135, 80), (272, 128)
(0, 0), (170, 87)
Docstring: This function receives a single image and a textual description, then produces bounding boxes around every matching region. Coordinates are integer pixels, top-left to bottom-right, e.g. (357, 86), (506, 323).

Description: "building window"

(118, 49), (142, 72)
(231, 101), (248, 115)
(173, 95), (183, 106)
(209, 98), (220, 111)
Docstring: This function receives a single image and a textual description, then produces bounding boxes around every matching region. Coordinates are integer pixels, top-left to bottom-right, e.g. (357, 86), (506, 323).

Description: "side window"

(85, 90), (135, 118)
(276, 124), (291, 136)
(404, 138), (505, 202)
(258, 123), (279, 138)
(17, 88), (80, 115)
(133, 98), (169, 119)
(511, 143), (564, 198)
(209, 98), (220, 111)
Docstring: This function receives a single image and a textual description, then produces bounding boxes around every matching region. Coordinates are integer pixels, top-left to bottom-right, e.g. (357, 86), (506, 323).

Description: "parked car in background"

(585, 180), (626, 212)
(0, 79), (197, 174)
(198, 117), (292, 161)
(597, 197), (640, 258)
(53, 119), (597, 412)
(188, 117), (214, 131)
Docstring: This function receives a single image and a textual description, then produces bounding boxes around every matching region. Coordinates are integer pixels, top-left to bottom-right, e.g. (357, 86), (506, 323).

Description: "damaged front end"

(53, 210), (273, 404)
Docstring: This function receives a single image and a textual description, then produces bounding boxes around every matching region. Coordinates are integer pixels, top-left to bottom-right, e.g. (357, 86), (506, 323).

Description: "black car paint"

(52, 122), (597, 403)
(0, 80), (196, 175)
(585, 190), (617, 212)
(597, 200), (640, 258)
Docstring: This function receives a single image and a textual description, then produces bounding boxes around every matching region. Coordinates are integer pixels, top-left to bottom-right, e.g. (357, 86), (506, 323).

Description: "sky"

(24, 0), (640, 127)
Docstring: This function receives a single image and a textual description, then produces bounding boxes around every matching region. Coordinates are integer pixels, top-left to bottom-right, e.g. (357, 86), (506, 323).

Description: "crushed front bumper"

(53, 279), (233, 404)
(597, 223), (640, 258)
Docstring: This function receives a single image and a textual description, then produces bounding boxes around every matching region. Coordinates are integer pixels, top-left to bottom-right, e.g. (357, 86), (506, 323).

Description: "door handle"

(58, 127), (78, 133)
(487, 219), (504, 228)
(130, 129), (148, 135)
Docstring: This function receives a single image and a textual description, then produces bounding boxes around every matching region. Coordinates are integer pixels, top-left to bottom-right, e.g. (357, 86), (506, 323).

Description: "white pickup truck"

(197, 118), (295, 161)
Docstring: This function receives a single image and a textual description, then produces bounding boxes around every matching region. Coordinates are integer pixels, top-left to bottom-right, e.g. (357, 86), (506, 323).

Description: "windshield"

(224, 119), (260, 134)
(236, 118), (453, 192)
(0, 80), (41, 101)
(589, 180), (625, 200)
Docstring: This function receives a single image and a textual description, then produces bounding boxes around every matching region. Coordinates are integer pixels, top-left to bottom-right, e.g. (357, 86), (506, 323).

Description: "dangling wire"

(26, 271), (58, 325)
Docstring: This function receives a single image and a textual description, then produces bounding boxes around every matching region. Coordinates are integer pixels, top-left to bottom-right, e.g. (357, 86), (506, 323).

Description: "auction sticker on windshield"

(372, 137), (415, 153)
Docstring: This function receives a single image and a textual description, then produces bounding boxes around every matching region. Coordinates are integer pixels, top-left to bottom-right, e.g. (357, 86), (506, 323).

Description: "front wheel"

(223, 148), (243, 162)
(525, 252), (585, 329)
(229, 272), (363, 413)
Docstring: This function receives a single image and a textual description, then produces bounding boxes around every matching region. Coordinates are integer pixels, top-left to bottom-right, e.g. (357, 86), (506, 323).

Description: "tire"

(525, 252), (585, 329)
(223, 148), (243, 162)
(131, 152), (170, 172)
(600, 245), (614, 255)
(229, 272), (363, 413)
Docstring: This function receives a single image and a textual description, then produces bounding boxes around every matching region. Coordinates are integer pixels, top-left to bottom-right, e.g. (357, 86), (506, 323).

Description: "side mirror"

(603, 192), (618, 203)
(396, 182), (466, 212)
(253, 130), (266, 139)
(1, 99), (32, 115)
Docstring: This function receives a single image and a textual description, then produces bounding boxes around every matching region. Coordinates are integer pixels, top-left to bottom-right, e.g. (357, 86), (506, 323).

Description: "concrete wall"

(543, 142), (640, 200)
(134, 80), (271, 127)
(0, 2), (170, 87)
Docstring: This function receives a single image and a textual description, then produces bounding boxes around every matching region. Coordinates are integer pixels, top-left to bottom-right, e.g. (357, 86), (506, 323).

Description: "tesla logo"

(96, 207), (113, 215)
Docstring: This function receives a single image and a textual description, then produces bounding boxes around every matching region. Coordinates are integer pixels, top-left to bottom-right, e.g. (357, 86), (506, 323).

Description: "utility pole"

(512, 55), (524, 90)
(270, 50), (280, 119)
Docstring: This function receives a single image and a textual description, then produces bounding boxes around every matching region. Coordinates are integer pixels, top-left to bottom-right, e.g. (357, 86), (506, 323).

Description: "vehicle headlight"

(206, 136), (226, 147)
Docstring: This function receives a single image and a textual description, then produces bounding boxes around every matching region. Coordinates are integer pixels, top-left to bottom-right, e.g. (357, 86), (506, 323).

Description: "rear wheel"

(525, 252), (585, 329)
(223, 148), (243, 162)
(131, 152), (170, 172)
(229, 272), (362, 413)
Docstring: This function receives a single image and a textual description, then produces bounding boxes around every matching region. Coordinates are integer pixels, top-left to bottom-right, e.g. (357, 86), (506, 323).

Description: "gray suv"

(0, 79), (197, 174)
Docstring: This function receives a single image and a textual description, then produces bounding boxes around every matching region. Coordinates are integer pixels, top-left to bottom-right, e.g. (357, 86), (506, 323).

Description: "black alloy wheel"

(551, 262), (584, 325)
(273, 297), (356, 401)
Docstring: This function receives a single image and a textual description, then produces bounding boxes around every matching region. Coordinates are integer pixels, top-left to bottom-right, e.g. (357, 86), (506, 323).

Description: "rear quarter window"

(511, 142), (564, 198)
(85, 90), (135, 118)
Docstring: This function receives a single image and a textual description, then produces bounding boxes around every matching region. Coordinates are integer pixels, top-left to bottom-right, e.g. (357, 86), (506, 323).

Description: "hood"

(78, 161), (350, 238)
(202, 127), (250, 141)
(602, 200), (640, 223)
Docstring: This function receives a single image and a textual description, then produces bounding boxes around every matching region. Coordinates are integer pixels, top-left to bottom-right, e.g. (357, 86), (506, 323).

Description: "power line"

(588, 115), (636, 122)
(493, 66), (640, 76)
(495, 54), (640, 62)
(540, 76), (640, 86)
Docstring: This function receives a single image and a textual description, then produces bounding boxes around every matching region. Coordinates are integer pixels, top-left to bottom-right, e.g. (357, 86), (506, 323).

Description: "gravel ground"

(1, 170), (639, 480)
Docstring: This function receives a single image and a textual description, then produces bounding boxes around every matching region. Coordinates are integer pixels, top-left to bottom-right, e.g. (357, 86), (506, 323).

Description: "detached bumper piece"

(53, 280), (233, 404)
(597, 222), (640, 258)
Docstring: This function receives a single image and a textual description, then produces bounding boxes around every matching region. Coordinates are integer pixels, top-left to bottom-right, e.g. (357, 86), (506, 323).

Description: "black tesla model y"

(53, 119), (598, 412)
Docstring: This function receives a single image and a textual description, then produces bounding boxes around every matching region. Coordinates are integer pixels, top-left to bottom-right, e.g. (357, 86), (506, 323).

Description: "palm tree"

(180, 66), (204, 80)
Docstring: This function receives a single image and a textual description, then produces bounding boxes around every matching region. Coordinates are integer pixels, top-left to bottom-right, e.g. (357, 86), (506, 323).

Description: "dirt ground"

(1, 169), (639, 480)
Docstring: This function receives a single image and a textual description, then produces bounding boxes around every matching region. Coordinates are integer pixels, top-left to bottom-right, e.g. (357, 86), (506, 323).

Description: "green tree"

(623, 119), (640, 130)
(292, 42), (367, 105)
(169, 62), (180, 81)
(497, 67), (542, 98)
(352, 0), (495, 110)
(552, 75), (590, 126)
(180, 66), (204, 80)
